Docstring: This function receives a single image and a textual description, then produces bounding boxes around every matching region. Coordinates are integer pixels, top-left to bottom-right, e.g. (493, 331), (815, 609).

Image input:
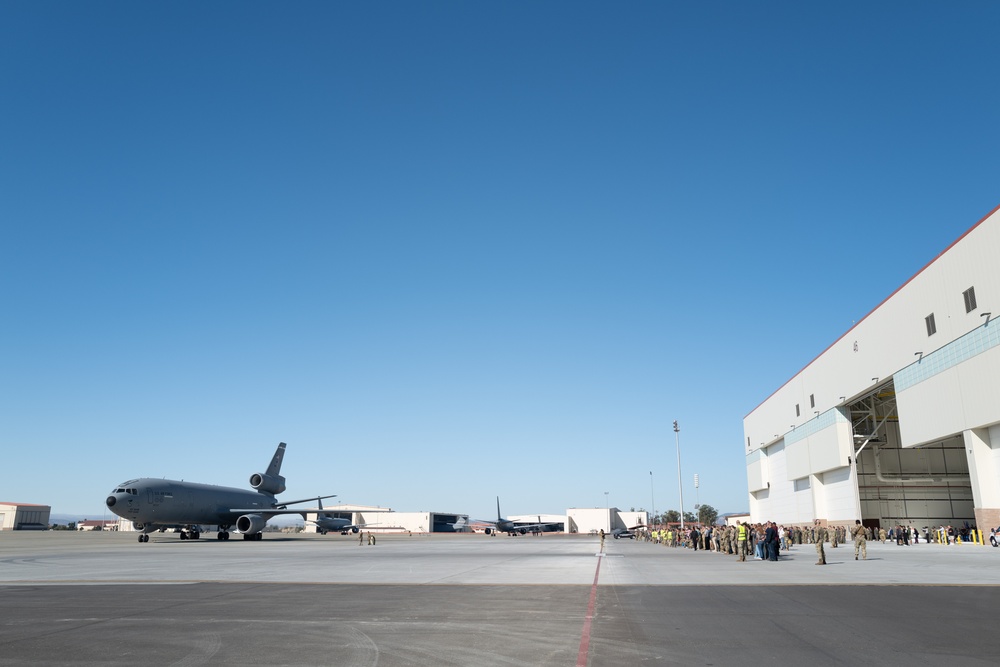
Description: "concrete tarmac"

(2, 532), (999, 665)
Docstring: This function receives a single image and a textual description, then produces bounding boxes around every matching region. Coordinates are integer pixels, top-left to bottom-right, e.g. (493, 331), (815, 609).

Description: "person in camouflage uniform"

(815, 525), (827, 565)
(851, 520), (867, 560)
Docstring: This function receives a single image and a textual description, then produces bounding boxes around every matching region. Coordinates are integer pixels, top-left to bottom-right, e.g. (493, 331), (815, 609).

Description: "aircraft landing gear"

(241, 532), (263, 541)
(217, 531), (230, 540)
(138, 534), (149, 543)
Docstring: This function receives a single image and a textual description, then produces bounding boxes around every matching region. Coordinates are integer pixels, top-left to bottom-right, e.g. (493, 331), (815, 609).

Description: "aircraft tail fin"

(318, 497), (324, 513)
(266, 443), (286, 477)
(497, 496), (502, 521)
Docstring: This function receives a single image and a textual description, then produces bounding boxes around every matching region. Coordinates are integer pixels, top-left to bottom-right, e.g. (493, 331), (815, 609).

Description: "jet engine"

(236, 514), (268, 535)
(249, 471), (286, 495)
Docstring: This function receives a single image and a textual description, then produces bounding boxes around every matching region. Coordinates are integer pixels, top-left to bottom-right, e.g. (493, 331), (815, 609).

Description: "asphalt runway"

(2, 532), (1000, 666)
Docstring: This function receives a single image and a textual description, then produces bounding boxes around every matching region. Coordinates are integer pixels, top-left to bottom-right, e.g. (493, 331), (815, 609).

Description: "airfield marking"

(575, 551), (602, 667)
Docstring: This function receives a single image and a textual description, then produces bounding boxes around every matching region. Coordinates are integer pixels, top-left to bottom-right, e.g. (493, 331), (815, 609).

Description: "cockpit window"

(115, 488), (124, 493)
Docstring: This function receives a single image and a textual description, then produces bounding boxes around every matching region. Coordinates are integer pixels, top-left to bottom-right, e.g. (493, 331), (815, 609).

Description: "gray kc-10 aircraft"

(105, 442), (333, 543)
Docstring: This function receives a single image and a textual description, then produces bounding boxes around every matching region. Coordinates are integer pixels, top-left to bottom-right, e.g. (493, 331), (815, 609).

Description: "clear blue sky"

(3, 3), (999, 522)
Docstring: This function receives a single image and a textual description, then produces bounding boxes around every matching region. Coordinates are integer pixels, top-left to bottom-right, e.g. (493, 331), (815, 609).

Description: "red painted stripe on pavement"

(575, 554), (602, 667)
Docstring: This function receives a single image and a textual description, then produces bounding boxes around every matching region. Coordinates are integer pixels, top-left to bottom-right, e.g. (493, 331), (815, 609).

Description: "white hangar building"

(0, 502), (51, 530)
(744, 204), (1000, 531)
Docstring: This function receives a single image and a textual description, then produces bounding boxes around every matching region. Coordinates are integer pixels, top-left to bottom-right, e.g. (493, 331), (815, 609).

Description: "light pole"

(649, 471), (655, 528)
(674, 420), (685, 531)
(694, 473), (700, 523)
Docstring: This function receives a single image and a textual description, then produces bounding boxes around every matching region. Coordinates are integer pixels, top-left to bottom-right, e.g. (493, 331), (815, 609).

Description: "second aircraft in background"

(484, 497), (561, 536)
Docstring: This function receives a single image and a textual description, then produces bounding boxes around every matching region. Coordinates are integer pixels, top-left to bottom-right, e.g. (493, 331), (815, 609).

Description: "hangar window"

(925, 313), (936, 337)
(809, 394), (815, 408)
(794, 478), (810, 492)
(964, 286), (977, 313)
(795, 403), (800, 417)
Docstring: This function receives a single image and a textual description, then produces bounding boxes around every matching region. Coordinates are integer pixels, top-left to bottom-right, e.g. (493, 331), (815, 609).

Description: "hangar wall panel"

(896, 326), (1000, 447)
(820, 467), (856, 521)
(783, 409), (851, 479)
(746, 449), (767, 493)
(752, 442), (813, 524)
(987, 424), (1000, 507)
(809, 420), (852, 475)
(793, 478), (814, 519)
(786, 440), (810, 481)
(967, 427), (1000, 509)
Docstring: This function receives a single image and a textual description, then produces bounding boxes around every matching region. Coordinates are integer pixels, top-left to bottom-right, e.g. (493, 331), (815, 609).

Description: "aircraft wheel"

(256, 532), (263, 541)
(180, 532), (187, 540)
(243, 533), (251, 541)
(193, 532), (200, 539)
(224, 532), (229, 540)
(137, 535), (144, 543)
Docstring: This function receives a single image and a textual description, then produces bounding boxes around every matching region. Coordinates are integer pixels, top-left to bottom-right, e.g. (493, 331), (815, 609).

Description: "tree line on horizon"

(638, 504), (719, 526)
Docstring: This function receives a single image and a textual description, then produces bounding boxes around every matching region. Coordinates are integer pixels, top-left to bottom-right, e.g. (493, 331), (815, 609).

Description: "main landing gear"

(242, 532), (263, 541)
(137, 534), (149, 543)
(217, 531), (230, 540)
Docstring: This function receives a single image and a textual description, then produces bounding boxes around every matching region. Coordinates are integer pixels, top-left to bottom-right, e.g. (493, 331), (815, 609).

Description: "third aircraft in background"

(308, 497), (362, 535)
(484, 497), (561, 536)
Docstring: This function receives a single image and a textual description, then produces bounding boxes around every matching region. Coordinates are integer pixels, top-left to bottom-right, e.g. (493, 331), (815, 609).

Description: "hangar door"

(851, 382), (974, 530)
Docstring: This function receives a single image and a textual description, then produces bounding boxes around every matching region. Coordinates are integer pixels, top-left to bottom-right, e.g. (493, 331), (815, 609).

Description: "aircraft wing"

(229, 508), (316, 516)
(516, 521), (561, 530)
(308, 520), (364, 530)
(273, 494), (338, 509)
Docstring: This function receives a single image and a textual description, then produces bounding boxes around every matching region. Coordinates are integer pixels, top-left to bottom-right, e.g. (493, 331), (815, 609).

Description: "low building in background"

(0, 503), (51, 530)
(77, 520), (118, 531)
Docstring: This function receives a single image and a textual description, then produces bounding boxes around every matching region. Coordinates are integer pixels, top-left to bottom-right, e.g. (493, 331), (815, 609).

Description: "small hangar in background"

(0, 502), (51, 530)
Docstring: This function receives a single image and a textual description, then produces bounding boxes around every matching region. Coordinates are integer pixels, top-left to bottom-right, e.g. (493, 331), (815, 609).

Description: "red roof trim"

(745, 201), (1000, 419)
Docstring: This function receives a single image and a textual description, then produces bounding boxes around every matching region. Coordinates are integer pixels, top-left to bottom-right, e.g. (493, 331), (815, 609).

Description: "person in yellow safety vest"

(737, 522), (748, 561)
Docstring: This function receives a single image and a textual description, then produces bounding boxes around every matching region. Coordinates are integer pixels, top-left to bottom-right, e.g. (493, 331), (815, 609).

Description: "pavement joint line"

(576, 547), (602, 667)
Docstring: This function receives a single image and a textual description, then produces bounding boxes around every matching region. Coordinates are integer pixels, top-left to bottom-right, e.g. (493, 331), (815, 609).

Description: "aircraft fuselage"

(105, 478), (276, 527)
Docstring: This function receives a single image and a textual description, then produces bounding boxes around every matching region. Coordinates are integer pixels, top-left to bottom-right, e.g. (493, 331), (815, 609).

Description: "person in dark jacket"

(762, 522), (776, 561)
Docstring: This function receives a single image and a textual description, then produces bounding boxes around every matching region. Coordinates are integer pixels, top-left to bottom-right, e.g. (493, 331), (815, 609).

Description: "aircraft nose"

(106, 496), (117, 508)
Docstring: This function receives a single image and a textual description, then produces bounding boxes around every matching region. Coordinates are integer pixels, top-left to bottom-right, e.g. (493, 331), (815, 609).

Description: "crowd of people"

(637, 520), (983, 562)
